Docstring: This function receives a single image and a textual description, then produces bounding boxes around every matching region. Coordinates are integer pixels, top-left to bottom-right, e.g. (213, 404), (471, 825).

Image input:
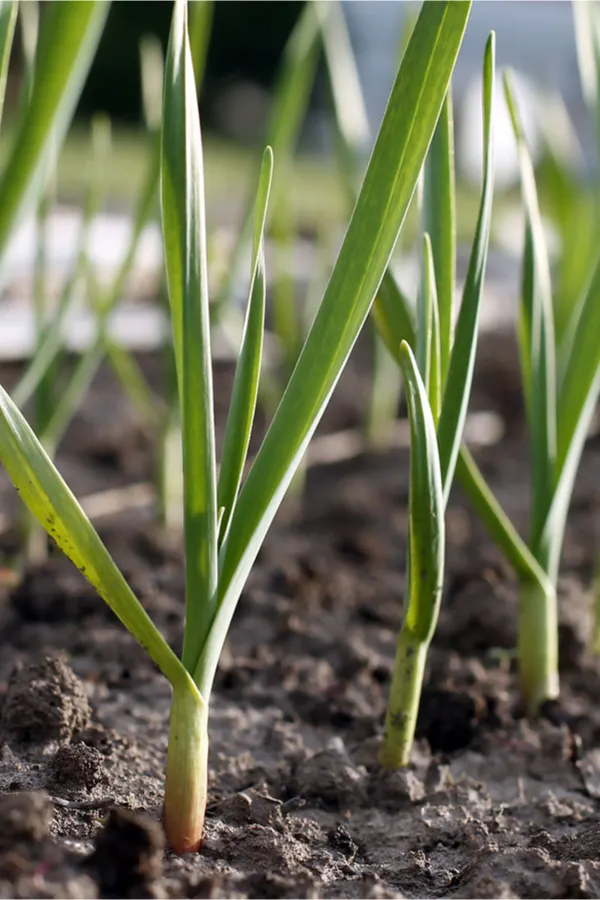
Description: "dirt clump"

(1, 655), (91, 745)
(85, 806), (165, 898)
(49, 743), (106, 790)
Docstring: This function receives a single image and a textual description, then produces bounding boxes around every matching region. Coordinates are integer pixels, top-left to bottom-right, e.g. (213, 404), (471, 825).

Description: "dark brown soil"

(1, 332), (600, 898)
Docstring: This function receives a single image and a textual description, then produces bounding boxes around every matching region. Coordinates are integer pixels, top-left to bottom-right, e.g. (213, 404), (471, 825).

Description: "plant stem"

(380, 629), (428, 769)
(518, 578), (559, 714)
(163, 679), (209, 854)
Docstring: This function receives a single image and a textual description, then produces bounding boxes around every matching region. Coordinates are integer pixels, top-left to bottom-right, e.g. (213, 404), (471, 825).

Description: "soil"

(0, 330), (600, 899)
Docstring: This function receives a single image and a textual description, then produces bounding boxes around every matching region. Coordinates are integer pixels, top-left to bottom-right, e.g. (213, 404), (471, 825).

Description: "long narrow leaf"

(416, 234), (433, 389)
(455, 446), (552, 590)
(216, 1), (320, 310)
(316, 0), (370, 158)
(218, 147), (273, 545)
(423, 91), (455, 383)
(556, 252), (600, 476)
(541, 254), (600, 580)
(13, 114), (111, 412)
(0, 387), (187, 689)
(373, 274), (551, 591)
(540, 374), (600, 583)
(42, 345), (103, 457)
(0, 1), (110, 275)
(162, 0), (218, 674)
(417, 232), (442, 425)
(35, 134), (161, 453)
(367, 330), (403, 449)
(140, 35), (164, 132)
(400, 340), (445, 642)
(504, 70), (557, 549)
(425, 235), (442, 423)
(380, 339), (444, 769)
(196, 0), (472, 695)
(0, 1), (17, 129)
(372, 268), (416, 357)
(573, 0), (600, 158)
(436, 33), (495, 504)
(188, 0), (213, 89)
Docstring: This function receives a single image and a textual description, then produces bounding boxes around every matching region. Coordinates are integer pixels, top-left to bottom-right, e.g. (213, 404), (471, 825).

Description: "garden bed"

(0, 330), (599, 899)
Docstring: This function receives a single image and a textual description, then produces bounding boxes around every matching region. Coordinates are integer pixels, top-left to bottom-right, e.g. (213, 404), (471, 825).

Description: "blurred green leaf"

(0, 1), (18, 128)
(504, 70), (557, 550)
(216, 1), (320, 310)
(423, 90), (455, 383)
(0, 1), (110, 276)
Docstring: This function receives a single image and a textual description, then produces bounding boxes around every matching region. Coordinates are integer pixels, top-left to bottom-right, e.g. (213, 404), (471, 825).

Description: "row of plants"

(0, 0), (598, 857)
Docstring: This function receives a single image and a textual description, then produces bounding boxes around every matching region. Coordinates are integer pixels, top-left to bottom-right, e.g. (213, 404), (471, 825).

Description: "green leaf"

(0, 1), (18, 129)
(162, 0), (218, 674)
(18, 0), (37, 89)
(455, 445), (552, 592)
(419, 234), (442, 423)
(140, 35), (164, 132)
(437, 33), (495, 505)
(557, 254), (600, 472)
(537, 253), (600, 581)
(13, 113), (111, 412)
(0, 385), (187, 690)
(417, 232), (442, 422)
(372, 268), (416, 358)
(535, 94), (594, 348)
(315, 0), (405, 451)
(218, 147), (273, 545)
(416, 234), (433, 389)
(0, 1), (110, 276)
(216, 0), (320, 310)
(573, 0), (600, 131)
(379, 339), (445, 771)
(359, 159), (553, 591)
(269, 196), (299, 384)
(196, 0), (472, 695)
(368, 48), (551, 596)
(423, 90), (455, 383)
(102, 340), (160, 428)
(366, 328), (403, 450)
(28, 130), (161, 455)
(399, 341), (445, 643)
(188, 0), (213, 89)
(318, 0), (416, 375)
(504, 70), (557, 551)
(316, 0), (371, 159)
(43, 344), (103, 457)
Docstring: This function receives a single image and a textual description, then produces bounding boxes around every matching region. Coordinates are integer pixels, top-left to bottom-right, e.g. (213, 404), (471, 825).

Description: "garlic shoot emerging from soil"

(381, 633), (429, 769)
(518, 579), (559, 715)
(0, 0), (471, 855)
(164, 681), (209, 854)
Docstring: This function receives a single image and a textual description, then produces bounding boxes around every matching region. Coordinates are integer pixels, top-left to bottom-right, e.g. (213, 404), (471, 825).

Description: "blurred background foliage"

(79, 1), (304, 131)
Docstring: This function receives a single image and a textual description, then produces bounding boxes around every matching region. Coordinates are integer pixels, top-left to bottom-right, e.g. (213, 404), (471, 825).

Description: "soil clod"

(292, 742), (367, 808)
(49, 742), (105, 790)
(1, 655), (91, 745)
(85, 806), (165, 898)
(0, 791), (51, 848)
